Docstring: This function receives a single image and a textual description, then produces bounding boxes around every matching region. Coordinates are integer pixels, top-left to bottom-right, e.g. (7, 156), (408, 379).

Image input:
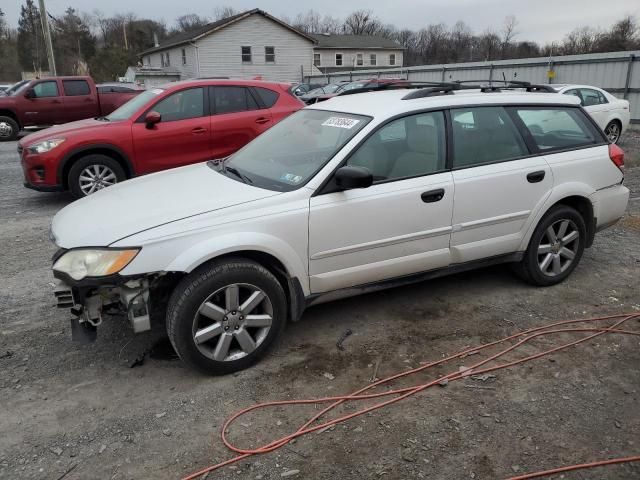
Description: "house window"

(356, 53), (363, 66)
(165, 52), (171, 67)
(335, 53), (343, 66)
(265, 46), (275, 63)
(144, 56), (150, 65)
(389, 53), (396, 66)
(182, 48), (187, 65)
(241, 46), (252, 63)
(370, 54), (377, 66)
(313, 53), (321, 67)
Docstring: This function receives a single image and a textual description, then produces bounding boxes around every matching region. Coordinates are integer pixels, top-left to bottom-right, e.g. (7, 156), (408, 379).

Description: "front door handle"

(421, 188), (445, 203)
(255, 117), (270, 124)
(52, 99), (62, 104)
(527, 170), (545, 183)
(191, 127), (207, 134)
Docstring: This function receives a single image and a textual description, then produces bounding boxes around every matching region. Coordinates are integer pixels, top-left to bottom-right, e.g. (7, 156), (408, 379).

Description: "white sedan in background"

(553, 84), (630, 143)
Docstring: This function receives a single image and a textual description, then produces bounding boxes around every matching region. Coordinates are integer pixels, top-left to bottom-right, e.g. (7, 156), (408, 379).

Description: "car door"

(209, 86), (273, 160)
(61, 79), (99, 122)
(24, 79), (63, 125)
(308, 111), (454, 294)
(579, 88), (610, 129)
(132, 87), (211, 174)
(449, 106), (553, 264)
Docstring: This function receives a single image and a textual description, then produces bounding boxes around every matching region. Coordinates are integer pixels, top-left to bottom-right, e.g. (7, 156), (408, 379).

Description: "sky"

(4, 0), (639, 45)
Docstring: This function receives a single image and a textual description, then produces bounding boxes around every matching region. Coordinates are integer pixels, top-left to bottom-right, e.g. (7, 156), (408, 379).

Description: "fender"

(138, 232), (310, 296)
(57, 143), (135, 184)
(517, 182), (595, 251)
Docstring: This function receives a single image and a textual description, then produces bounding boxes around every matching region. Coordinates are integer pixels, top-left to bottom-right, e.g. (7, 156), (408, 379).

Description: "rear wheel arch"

(552, 196), (595, 247)
(0, 109), (19, 126)
(59, 145), (134, 189)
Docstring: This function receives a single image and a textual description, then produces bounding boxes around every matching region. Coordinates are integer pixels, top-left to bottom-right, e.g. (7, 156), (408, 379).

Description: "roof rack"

(401, 80), (556, 100)
(337, 81), (450, 97)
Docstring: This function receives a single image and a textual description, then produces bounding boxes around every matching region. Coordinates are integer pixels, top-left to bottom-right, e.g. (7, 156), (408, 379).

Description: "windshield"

(105, 88), (163, 121)
(220, 109), (370, 192)
(8, 80), (30, 96)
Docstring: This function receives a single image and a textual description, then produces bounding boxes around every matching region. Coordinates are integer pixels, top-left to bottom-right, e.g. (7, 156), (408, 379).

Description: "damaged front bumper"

(54, 276), (154, 343)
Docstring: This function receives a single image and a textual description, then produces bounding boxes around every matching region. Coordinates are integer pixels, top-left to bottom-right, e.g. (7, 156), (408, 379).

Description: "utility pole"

(38, 0), (56, 75)
(123, 20), (128, 50)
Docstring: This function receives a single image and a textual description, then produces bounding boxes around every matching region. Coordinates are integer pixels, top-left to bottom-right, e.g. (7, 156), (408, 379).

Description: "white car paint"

(554, 84), (631, 141)
(52, 88), (629, 301)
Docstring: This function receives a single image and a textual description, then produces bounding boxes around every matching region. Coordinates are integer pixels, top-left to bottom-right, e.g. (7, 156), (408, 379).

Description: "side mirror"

(334, 165), (373, 190)
(24, 89), (35, 99)
(145, 111), (161, 128)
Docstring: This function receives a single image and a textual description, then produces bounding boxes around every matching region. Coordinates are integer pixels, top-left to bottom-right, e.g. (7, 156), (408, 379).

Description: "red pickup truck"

(0, 76), (142, 141)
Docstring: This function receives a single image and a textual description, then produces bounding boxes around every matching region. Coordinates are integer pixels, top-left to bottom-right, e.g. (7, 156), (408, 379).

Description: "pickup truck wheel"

(68, 155), (126, 198)
(514, 205), (586, 286)
(0, 116), (19, 141)
(167, 258), (287, 375)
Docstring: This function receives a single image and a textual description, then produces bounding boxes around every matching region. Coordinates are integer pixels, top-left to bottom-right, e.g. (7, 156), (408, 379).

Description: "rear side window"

(451, 106), (528, 168)
(253, 87), (279, 108)
(212, 86), (260, 114)
(515, 108), (597, 151)
(152, 87), (204, 121)
(580, 88), (608, 106)
(63, 80), (90, 96)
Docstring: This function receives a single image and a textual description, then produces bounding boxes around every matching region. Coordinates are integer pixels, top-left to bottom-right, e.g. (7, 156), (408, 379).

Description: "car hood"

(18, 118), (120, 146)
(51, 162), (281, 248)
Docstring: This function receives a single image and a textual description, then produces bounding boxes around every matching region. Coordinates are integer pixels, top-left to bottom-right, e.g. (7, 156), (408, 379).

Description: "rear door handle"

(527, 170), (545, 183)
(421, 188), (445, 203)
(255, 117), (270, 124)
(191, 127), (207, 134)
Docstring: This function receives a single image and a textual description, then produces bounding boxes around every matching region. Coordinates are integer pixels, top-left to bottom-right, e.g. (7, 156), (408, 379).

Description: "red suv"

(19, 79), (303, 197)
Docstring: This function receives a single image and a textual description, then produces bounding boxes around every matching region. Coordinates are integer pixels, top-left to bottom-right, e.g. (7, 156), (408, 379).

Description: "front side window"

(265, 46), (275, 63)
(107, 89), (162, 121)
(212, 86), (259, 114)
(63, 80), (90, 96)
(389, 53), (396, 66)
(222, 109), (370, 191)
(152, 87), (204, 122)
(356, 53), (363, 66)
(580, 88), (608, 106)
(314, 53), (321, 67)
(241, 46), (252, 63)
(515, 108), (598, 151)
(451, 107), (527, 168)
(347, 111), (446, 181)
(335, 53), (343, 66)
(370, 54), (377, 66)
(32, 81), (59, 98)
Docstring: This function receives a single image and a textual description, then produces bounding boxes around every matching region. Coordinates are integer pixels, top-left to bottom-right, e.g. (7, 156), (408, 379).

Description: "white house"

(310, 34), (404, 73)
(139, 9), (318, 83)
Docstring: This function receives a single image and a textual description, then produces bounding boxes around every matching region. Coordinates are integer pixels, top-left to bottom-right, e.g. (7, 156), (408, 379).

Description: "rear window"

(253, 87), (279, 108)
(63, 80), (90, 96)
(515, 108), (598, 151)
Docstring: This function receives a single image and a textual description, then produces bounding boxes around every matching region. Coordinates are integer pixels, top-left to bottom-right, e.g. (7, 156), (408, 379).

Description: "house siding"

(146, 45), (198, 79)
(314, 49), (403, 70)
(195, 15), (315, 82)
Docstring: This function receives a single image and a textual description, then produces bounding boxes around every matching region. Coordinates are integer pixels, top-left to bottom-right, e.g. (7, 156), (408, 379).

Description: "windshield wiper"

(95, 116), (110, 122)
(224, 165), (253, 184)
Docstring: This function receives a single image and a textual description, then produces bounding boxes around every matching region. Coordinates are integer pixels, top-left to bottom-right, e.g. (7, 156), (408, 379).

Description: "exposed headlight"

(28, 138), (65, 154)
(53, 248), (140, 280)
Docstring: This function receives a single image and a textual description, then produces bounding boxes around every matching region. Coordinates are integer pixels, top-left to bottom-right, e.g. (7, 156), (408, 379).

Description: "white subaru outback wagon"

(50, 83), (629, 374)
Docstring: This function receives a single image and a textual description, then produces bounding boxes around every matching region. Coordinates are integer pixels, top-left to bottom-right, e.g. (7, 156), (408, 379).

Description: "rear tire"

(68, 154), (126, 198)
(604, 120), (622, 144)
(166, 258), (287, 375)
(0, 116), (19, 141)
(514, 205), (586, 286)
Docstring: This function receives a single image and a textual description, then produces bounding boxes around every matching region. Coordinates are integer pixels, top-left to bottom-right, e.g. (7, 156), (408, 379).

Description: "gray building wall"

(306, 50), (640, 122)
(313, 49), (403, 70)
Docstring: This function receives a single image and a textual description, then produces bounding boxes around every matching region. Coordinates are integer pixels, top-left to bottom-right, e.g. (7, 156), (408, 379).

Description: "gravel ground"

(1, 130), (639, 480)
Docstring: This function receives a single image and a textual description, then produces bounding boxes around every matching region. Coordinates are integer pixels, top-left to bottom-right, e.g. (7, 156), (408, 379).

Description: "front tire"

(0, 116), (19, 141)
(604, 120), (622, 144)
(166, 258), (287, 375)
(68, 154), (126, 198)
(515, 205), (586, 286)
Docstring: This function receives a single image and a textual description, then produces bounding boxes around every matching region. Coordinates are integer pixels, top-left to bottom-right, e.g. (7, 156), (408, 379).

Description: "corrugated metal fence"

(305, 50), (640, 123)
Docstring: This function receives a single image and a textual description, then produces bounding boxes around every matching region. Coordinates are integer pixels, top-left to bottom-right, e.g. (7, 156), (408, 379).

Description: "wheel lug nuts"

(240, 315), (244, 320)
(234, 325), (239, 330)
(232, 311), (236, 315)
(224, 326), (229, 331)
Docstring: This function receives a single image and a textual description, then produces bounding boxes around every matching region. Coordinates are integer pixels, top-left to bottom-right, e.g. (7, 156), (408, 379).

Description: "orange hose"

(507, 455), (640, 479)
(182, 313), (640, 480)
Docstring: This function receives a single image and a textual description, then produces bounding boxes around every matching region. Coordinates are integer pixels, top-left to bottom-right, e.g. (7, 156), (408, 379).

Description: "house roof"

(140, 9), (316, 55)
(310, 34), (403, 50)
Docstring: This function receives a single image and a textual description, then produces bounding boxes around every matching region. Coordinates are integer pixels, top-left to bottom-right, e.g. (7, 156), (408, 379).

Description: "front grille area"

(54, 284), (74, 308)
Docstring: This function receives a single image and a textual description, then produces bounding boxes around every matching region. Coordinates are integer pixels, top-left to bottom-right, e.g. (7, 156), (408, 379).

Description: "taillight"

(608, 143), (624, 172)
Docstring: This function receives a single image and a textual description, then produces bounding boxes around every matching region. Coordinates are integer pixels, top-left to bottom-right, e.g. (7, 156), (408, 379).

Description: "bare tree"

(500, 15), (518, 58)
(212, 6), (237, 22)
(174, 14), (209, 33)
(343, 9), (383, 35)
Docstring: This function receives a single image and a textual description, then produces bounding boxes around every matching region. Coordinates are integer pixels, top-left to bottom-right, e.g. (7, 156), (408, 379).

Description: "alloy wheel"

(0, 121), (13, 138)
(537, 219), (580, 277)
(605, 123), (620, 143)
(78, 164), (118, 195)
(192, 283), (273, 362)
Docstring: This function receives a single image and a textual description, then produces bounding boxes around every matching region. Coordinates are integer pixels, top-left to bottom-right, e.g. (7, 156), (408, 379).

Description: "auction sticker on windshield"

(322, 117), (361, 129)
